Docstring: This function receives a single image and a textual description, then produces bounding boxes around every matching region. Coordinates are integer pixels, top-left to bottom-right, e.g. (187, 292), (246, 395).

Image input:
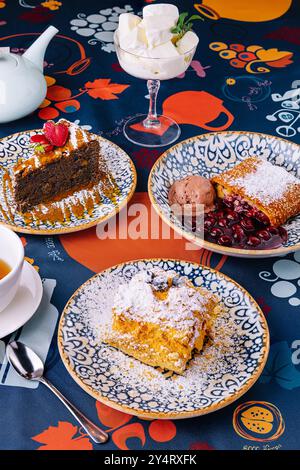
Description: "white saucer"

(0, 261), (43, 339)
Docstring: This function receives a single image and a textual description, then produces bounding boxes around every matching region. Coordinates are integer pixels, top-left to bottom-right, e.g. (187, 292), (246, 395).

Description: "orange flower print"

(112, 423), (146, 450)
(39, 76), (129, 120)
(96, 402), (132, 431)
(148, 420), (177, 442)
(32, 421), (93, 450)
(84, 79), (130, 100)
(209, 42), (293, 73)
(0, 1), (6, 8)
(95, 402), (177, 450)
(41, 1), (62, 10)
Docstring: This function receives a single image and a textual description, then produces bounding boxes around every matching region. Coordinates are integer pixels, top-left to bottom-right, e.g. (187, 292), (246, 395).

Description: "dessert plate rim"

(57, 257), (270, 419)
(0, 128), (137, 235)
(148, 130), (300, 258)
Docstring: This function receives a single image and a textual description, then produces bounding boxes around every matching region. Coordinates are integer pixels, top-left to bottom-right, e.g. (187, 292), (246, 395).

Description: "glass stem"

(143, 79), (161, 129)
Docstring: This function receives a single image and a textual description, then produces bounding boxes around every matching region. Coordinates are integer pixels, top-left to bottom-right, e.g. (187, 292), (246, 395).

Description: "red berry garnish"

(243, 209), (256, 218)
(210, 227), (223, 238)
(200, 193), (287, 250)
(226, 210), (239, 222)
(240, 218), (255, 232)
(217, 235), (232, 246)
(247, 235), (261, 247)
(269, 226), (279, 235)
(257, 229), (271, 241)
(233, 200), (244, 213)
(223, 197), (234, 209)
(232, 224), (245, 242)
(278, 226), (288, 241)
(255, 212), (270, 226)
(218, 217), (228, 228)
(30, 134), (54, 153)
(204, 216), (216, 229)
(43, 121), (69, 147)
(30, 134), (48, 144)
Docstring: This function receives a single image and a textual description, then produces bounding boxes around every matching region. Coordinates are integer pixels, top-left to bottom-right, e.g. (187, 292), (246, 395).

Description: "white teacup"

(0, 226), (24, 312)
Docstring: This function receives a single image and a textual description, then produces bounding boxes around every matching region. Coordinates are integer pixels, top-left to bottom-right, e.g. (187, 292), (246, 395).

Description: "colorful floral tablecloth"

(0, 0), (300, 451)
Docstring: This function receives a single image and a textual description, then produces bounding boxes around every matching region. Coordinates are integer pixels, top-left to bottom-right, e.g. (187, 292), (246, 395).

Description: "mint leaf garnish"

(171, 11), (204, 39)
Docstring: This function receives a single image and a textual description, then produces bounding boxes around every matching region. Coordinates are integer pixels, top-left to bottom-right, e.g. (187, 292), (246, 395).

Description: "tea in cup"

(0, 226), (24, 312)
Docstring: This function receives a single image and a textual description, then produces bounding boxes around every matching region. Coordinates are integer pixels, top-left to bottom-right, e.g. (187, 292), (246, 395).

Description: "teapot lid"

(0, 48), (18, 71)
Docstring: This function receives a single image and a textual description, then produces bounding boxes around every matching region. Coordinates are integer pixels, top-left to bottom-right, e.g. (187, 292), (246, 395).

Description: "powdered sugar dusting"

(232, 159), (299, 204)
(113, 268), (212, 333)
(59, 261), (267, 415)
(98, 310), (244, 402)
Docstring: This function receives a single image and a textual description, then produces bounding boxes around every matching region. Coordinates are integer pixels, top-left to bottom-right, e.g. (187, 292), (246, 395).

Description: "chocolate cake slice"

(13, 120), (107, 212)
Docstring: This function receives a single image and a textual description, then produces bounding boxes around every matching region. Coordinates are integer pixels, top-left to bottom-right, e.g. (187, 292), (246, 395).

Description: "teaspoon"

(6, 341), (109, 444)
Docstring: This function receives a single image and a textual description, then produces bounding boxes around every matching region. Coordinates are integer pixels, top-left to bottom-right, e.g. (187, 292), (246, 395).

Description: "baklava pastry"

(106, 268), (219, 374)
(211, 156), (300, 227)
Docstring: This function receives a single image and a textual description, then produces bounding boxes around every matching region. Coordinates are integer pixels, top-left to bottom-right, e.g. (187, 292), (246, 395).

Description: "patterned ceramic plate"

(58, 259), (269, 419)
(0, 129), (136, 235)
(148, 131), (300, 258)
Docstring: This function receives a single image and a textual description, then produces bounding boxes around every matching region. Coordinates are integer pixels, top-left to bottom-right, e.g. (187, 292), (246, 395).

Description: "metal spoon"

(6, 341), (109, 444)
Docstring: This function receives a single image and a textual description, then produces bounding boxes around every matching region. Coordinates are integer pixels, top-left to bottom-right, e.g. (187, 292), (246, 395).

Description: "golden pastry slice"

(106, 268), (220, 374)
(211, 156), (300, 227)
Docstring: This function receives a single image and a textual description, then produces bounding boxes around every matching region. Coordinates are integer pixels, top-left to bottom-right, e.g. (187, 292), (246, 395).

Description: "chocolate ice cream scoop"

(168, 175), (216, 214)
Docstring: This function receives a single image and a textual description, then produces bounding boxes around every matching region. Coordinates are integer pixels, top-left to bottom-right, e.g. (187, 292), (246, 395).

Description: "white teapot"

(0, 26), (58, 123)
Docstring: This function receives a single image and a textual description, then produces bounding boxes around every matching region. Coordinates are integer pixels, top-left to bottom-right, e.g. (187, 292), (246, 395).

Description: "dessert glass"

(114, 33), (198, 147)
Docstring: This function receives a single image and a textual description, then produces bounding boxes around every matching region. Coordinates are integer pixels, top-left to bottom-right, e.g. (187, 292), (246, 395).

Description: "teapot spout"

(23, 25), (58, 72)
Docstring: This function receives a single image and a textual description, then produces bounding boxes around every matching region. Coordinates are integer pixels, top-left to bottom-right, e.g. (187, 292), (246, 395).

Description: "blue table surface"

(0, 0), (300, 450)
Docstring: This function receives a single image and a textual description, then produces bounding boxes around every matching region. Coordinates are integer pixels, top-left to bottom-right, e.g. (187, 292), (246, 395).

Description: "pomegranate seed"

(204, 217), (216, 229)
(226, 210), (239, 222)
(255, 212), (270, 226)
(217, 235), (232, 246)
(233, 200), (243, 213)
(233, 226), (245, 241)
(247, 235), (261, 247)
(269, 226), (279, 235)
(243, 209), (256, 218)
(257, 229), (271, 241)
(223, 197), (234, 209)
(210, 227), (223, 238)
(240, 218), (255, 232)
(202, 193), (287, 250)
(218, 217), (228, 228)
(278, 226), (287, 240)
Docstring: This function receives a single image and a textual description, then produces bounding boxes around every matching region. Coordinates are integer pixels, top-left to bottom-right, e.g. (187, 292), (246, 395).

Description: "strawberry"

(30, 134), (54, 153)
(43, 121), (69, 147)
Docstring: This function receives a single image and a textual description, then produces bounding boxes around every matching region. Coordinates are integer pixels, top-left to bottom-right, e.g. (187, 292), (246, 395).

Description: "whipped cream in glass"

(114, 4), (200, 147)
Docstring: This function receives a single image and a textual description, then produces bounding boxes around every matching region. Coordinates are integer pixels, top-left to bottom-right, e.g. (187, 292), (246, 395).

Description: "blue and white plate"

(149, 131), (300, 258)
(58, 259), (269, 419)
(0, 129), (136, 235)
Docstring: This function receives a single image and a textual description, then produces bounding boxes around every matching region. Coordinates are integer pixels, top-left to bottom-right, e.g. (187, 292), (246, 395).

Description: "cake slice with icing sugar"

(105, 267), (220, 374)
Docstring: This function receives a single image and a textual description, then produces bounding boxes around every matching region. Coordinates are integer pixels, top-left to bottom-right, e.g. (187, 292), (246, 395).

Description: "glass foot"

(123, 114), (181, 147)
